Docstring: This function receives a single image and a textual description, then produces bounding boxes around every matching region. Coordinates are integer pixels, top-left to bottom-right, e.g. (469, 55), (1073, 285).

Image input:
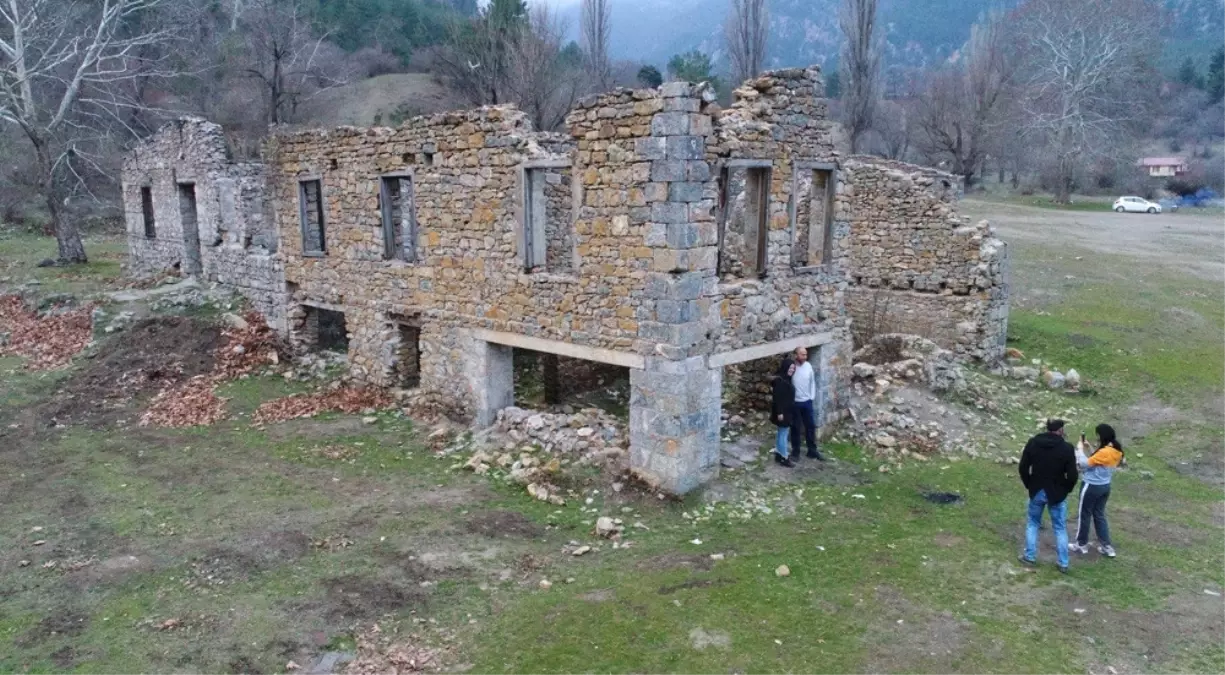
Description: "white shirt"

(791, 361), (817, 403)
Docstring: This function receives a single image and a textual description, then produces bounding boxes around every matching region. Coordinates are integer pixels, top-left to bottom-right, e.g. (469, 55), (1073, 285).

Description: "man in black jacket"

(1018, 419), (1079, 573)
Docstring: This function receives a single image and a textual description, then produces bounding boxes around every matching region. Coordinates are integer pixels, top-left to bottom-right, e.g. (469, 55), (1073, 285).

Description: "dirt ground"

(1, 205), (1222, 673)
(960, 200), (1225, 282)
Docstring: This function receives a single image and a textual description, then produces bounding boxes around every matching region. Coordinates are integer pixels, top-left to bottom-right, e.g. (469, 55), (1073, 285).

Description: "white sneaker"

(1098, 545), (1116, 558)
(1069, 543), (1089, 554)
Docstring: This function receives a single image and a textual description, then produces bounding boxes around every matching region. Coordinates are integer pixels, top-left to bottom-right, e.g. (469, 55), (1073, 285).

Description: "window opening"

(298, 179), (326, 254)
(522, 165), (575, 274)
(717, 165), (770, 278)
(141, 186), (156, 238)
(380, 175), (417, 262)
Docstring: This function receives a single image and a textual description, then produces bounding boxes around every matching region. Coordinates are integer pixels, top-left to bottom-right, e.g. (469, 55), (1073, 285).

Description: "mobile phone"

(1080, 432), (1086, 444)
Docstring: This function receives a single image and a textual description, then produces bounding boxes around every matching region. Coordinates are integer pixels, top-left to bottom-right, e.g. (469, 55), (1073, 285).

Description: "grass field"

(1, 206), (1222, 674)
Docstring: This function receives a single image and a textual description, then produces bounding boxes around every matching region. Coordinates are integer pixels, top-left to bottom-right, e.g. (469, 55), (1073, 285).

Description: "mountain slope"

(558, 0), (1224, 78)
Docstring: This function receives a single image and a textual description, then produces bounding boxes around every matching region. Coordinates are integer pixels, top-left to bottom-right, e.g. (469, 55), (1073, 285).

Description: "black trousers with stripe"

(1075, 482), (1112, 547)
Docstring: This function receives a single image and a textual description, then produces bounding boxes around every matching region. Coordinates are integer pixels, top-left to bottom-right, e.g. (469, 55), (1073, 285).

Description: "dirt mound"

(40, 316), (222, 425)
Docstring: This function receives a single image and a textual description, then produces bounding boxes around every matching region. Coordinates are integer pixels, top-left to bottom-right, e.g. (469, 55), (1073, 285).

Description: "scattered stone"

(572, 546), (591, 556)
(538, 579), (552, 590)
(1064, 368), (1081, 389)
(1042, 370), (1065, 390)
(595, 517), (621, 539)
(710, 553), (725, 561)
(775, 564), (790, 577)
(852, 362), (878, 379)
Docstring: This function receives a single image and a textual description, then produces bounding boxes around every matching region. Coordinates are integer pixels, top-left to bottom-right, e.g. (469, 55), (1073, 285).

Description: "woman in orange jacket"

(1072, 424), (1125, 558)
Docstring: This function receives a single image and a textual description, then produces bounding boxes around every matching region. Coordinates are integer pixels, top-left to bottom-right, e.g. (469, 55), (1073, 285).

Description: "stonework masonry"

(121, 65), (1009, 495)
(122, 118), (285, 327)
(840, 158), (1009, 361)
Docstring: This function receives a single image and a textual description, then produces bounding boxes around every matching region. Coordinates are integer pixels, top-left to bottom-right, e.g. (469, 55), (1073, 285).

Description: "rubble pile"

(458, 406), (628, 504)
(995, 347), (1083, 392)
(841, 335), (1094, 466)
(393, 389), (472, 425)
(845, 334), (978, 460)
(215, 312), (286, 379)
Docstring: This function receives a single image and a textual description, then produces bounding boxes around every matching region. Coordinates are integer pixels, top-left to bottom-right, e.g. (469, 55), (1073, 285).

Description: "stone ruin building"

(121, 66), (1009, 494)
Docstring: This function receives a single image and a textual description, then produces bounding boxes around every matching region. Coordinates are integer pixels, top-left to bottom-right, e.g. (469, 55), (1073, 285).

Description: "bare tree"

(914, 10), (1017, 186)
(507, 5), (581, 131)
(436, 0), (527, 107)
(726, 0), (768, 86)
(238, 0), (352, 125)
(580, 0), (611, 90)
(0, 0), (187, 263)
(839, 0), (881, 154)
(1014, 0), (1159, 203)
(872, 98), (915, 160)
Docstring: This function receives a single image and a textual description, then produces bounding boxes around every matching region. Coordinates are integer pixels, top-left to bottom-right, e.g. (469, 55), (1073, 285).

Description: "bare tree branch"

(0, 0), (191, 262)
(726, 0), (768, 87)
(1013, 0), (1161, 202)
(913, 10), (1018, 184)
(839, 0), (881, 153)
(580, 0), (611, 91)
(507, 5), (580, 131)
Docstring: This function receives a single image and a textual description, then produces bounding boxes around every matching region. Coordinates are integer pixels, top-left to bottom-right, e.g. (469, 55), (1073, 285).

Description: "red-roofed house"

(1138, 157), (1188, 177)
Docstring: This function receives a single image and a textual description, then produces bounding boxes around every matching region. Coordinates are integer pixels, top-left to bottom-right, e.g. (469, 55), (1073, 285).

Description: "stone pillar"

(628, 83), (723, 494)
(629, 356), (722, 494)
(464, 334), (514, 427)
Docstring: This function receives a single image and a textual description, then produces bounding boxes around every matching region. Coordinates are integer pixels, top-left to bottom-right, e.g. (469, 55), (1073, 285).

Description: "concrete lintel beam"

(707, 332), (834, 368)
(724, 159), (773, 169)
(298, 299), (346, 313)
(472, 328), (646, 370)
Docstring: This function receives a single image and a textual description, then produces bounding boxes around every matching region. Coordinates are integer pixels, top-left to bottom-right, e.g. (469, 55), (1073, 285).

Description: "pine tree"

(637, 65), (663, 88)
(1207, 47), (1225, 102)
(1178, 57), (1203, 89)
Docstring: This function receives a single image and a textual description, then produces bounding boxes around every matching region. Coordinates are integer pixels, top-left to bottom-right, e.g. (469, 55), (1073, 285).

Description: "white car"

(1113, 196), (1162, 213)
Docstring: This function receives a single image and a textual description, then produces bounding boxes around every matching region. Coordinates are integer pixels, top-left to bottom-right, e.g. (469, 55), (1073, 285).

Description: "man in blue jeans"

(788, 347), (825, 461)
(1018, 419), (1079, 573)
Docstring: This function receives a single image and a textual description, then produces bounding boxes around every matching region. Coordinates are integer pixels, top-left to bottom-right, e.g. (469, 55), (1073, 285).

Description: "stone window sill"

(302, 251), (327, 258)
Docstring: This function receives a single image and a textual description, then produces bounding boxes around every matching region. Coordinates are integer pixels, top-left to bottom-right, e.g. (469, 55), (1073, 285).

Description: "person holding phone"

(1071, 424), (1125, 558)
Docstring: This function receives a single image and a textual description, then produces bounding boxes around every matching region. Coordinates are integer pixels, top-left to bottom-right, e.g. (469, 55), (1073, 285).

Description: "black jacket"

(1018, 432), (1079, 505)
(770, 375), (795, 427)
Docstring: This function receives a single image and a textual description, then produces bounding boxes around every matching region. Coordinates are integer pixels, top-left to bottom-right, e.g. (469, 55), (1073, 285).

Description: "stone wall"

(118, 65), (1010, 495)
(702, 68), (855, 427)
(122, 118), (286, 328)
(263, 103), (659, 406)
(841, 157), (1009, 362)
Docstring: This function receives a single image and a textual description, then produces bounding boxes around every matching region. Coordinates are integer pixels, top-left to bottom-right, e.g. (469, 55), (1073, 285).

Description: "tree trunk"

(998, 166), (1005, 183)
(542, 353), (561, 405)
(33, 137), (87, 264)
(1055, 163), (1072, 204)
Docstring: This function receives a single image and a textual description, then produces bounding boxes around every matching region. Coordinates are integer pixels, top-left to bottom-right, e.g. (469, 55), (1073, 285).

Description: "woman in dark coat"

(771, 358), (797, 467)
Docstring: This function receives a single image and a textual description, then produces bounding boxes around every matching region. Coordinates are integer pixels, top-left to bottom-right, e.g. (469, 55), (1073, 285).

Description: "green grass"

(0, 230), (126, 296)
(983, 194), (1114, 212)
(1, 225), (1223, 673)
